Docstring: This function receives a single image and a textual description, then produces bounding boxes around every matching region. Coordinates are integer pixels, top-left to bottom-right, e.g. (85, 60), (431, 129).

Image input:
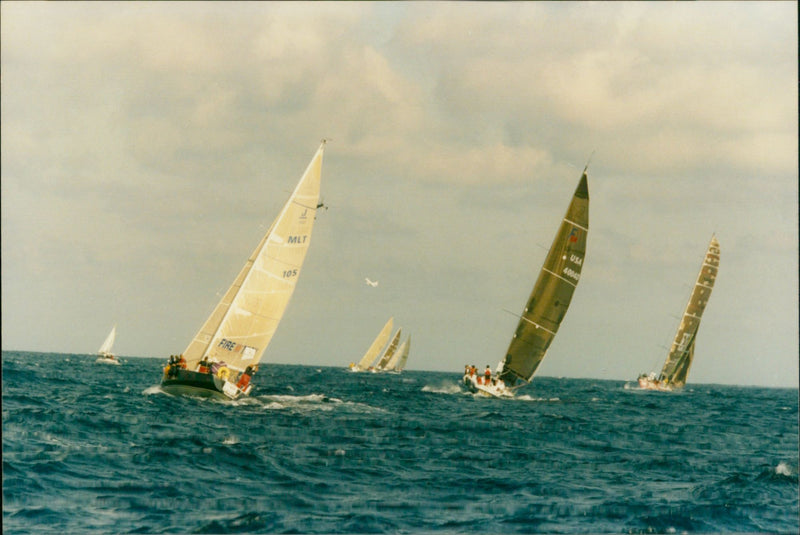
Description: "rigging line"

(583, 150), (595, 174)
(502, 309), (557, 336)
(542, 268), (578, 288)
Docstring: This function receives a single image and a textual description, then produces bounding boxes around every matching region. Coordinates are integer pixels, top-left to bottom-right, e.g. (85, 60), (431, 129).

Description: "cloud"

(1, 2), (796, 387)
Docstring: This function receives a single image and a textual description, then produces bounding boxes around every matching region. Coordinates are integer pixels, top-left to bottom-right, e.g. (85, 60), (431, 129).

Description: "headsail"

(498, 168), (589, 387)
(355, 317), (394, 370)
(98, 325), (116, 357)
(180, 142), (325, 372)
(658, 235), (720, 388)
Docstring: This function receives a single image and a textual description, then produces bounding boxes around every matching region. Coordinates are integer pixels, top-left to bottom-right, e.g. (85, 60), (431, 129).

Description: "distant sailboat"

(464, 165), (589, 398)
(638, 235), (720, 391)
(96, 325), (120, 365)
(349, 317), (393, 372)
(161, 142), (326, 399)
(374, 328), (402, 372)
(386, 335), (410, 373)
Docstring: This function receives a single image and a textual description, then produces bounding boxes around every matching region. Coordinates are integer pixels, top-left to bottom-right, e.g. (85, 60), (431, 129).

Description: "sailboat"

(638, 235), (720, 391)
(95, 325), (120, 365)
(373, 328), (402, 372)
(161, 142), (326, 400)
(349, 317), (394, 372)
(464, 165), (589, 398)
(385, 335), (410, 373)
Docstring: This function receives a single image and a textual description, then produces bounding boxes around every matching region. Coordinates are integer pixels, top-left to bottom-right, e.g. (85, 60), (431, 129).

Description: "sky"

(2, 2), (797, 388)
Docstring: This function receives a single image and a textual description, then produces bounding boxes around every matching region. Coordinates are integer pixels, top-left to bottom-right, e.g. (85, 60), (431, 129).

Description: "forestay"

(499, 169), (589, 387)
(181, 142), (325, 372)
(659, 235), (720, 387)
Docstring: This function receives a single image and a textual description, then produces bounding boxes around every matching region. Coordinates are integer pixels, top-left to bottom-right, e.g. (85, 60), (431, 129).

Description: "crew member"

(237, 364), (258, 390)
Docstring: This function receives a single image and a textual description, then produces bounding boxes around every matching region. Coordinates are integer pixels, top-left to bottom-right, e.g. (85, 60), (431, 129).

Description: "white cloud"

(1, 1), (796, 387)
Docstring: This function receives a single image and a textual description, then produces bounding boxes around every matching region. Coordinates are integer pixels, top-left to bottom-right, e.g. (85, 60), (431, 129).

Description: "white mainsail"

(354, 317), (394, 371)
(98, 325), (116, 357)
(180, 142), (325, 372)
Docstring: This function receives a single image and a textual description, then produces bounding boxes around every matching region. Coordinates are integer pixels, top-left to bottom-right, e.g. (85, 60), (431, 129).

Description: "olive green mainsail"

(498, 168), (589, 387)
(658, 235), (720, 388)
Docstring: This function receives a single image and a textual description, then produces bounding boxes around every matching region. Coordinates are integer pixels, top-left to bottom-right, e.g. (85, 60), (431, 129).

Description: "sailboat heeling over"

(375, 328), (402, 370)
(355, 317), (394, 370)
(658, 235), (720, 388)
(395, 335), (411, 370)
(387, 335), (410, 371)
(385, 336), (406, 370)
(180, 142), (325, 373)
(498, 169), (589, 387)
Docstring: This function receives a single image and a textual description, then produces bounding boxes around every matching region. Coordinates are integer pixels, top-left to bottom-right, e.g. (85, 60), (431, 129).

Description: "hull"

(96, 356), (120, 365)
(637, 376), (675, 392)
(161, 368), (248, 400)
(463, 374), (514, 398)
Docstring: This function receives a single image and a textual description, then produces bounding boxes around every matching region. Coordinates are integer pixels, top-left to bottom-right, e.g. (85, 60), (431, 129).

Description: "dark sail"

(499, 169), (589, 387)
(659, 235), (720, 388)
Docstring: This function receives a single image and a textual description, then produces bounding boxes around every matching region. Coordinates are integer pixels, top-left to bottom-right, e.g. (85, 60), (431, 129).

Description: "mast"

(498, 167), (589, 387)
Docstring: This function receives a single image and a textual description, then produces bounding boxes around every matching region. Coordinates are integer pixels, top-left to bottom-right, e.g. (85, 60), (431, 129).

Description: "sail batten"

(498, 170), (589, 387)
(657, 235), (720, 388)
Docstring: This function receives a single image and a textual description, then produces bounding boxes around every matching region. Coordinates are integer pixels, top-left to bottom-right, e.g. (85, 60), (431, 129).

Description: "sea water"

(2, 351), (798, 534)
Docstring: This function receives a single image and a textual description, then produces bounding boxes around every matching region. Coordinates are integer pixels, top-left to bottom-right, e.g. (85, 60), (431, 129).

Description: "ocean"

(2, 351), (797, 534)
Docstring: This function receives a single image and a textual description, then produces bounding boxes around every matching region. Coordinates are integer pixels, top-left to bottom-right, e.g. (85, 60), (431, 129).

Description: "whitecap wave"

(421, 382), (463, 395)
(775, 462), (792, 476)
(142, 385), (163, 396)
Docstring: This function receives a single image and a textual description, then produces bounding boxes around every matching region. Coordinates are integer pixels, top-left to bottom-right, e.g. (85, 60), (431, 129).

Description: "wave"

(421, 382), (463, 395)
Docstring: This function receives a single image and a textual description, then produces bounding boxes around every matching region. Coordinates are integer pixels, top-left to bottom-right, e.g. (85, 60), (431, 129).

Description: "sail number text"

(283, 269), (298, 279)
(288, 235), (308, 244)
(562, 266), (580, 281)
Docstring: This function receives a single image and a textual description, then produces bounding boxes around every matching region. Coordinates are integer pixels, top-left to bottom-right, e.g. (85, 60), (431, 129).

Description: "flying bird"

(365, 278), (379, 287)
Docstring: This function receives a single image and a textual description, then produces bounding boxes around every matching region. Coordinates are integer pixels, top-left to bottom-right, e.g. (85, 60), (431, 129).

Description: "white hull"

(637, 377), (674, 392)
(96, 356), (120, 365)
(463, 374), (513, 398)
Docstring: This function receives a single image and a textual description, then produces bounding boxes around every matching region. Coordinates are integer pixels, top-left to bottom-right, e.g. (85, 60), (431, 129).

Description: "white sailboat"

(161, 142), (326, 399)
(638, 235), (720, 391)
(96, 325), (120, 364)
(464, 165), (589, 398)
(349, 317), (393, 372)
